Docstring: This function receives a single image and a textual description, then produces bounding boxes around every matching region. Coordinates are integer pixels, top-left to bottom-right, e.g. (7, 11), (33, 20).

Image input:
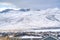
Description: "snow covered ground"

(0, 8), (60, 31)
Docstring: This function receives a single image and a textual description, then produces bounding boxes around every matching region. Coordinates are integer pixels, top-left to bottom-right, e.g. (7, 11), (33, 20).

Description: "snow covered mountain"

(0, 8), (30, 13)
(0, 8), (60, 31)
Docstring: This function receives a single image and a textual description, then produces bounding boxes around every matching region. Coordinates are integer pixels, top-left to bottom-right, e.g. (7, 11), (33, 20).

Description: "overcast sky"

(0, 0), (60, 9)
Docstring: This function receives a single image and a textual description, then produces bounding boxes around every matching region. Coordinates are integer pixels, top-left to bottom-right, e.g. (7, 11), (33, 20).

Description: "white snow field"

(0, 8), (60, 31)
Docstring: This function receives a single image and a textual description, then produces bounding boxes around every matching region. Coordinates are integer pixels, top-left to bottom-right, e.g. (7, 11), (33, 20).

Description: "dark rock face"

(19, 9), (30, 12)
(0, 9), (13, 13)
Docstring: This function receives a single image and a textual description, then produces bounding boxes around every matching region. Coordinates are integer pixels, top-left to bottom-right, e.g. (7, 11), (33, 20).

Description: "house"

(44, 37), (57, 40)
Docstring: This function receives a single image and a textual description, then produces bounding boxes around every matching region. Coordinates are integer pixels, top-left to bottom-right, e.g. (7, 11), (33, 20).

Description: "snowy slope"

(0, 8), (60, 31)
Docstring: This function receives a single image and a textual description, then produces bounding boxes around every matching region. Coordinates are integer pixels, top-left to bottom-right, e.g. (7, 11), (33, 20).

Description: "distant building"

(44, 37), (57, 40)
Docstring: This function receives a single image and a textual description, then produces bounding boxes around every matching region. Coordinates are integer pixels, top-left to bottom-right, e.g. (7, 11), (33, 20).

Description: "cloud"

(0, 2), (18, 11)
(0, 2), (13, 5)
